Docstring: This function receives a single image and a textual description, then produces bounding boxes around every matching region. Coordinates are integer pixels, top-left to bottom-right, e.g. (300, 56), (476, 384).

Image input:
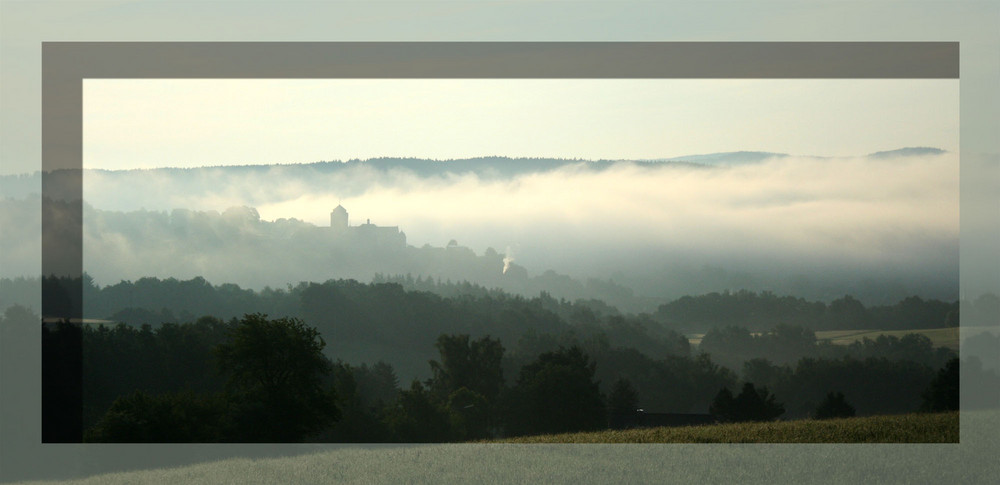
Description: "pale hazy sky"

(82, 79), (958, 170)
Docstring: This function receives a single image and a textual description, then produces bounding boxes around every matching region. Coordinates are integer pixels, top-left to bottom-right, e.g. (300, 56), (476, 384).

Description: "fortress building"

(330, 205), (406, 248)
(331, 204), (349, 229)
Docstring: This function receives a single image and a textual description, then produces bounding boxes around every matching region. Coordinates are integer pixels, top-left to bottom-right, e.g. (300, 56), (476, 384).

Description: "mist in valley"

(29, 149), (955, 309)
(19, 78), (956, 309)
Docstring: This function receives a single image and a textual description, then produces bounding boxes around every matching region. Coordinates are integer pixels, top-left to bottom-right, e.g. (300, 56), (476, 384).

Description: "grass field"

(496, 412), (959, 444)
(10, 411), (997, 485)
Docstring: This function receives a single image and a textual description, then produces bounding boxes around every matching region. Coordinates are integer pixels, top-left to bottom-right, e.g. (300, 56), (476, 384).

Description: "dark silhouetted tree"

(742, 358), (792, 394)
(428, 333), (505, 432)
(700, 325), (755, 358)
(318, 361), (389, 443)
(607, 377), (640, 428)
(709, 387), (738, 422)
(828, 295), (869, 329)
(508, 346), (606, 436)
(711, 383), (784, 422)
(446, 387), (490, 440)
(84, 390), (228, 442)
(813, 391), (856, 419)
(761, 324), (817, 363)
(353, 360), (400, 409)
(428, 333), (505, 403)
(921, 358), (959, 412)
(214, 313), (339, 442)
(608, 377), (640, 416)
(733, 383), (785, 422)
(381, 380), (454, 442)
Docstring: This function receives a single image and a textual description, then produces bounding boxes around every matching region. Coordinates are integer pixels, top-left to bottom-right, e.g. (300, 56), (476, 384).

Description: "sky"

(82, 79), (959, 170)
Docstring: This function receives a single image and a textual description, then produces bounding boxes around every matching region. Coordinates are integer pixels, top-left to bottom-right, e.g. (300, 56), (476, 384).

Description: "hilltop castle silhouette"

(330, 204), (406, 248)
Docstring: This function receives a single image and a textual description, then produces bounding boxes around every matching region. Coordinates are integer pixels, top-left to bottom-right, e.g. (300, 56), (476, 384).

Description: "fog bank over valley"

(2, 150), (958, 310)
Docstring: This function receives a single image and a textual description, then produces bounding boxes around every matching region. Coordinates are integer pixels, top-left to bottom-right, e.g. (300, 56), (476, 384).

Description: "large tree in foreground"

(427, 333), (505, 437)
(507, 346), (607, 436)
(428, 334), (505, 403)
(215, 313), (340, 441)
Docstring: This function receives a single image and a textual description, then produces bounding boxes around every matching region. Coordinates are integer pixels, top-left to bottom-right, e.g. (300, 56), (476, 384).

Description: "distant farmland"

(496, 412), (959, 444)
(687, 327), (967, 350)
(815, 328), (960, 350)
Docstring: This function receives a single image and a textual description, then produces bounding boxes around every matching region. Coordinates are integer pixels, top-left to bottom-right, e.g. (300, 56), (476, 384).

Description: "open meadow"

(495, 412), (958, 444)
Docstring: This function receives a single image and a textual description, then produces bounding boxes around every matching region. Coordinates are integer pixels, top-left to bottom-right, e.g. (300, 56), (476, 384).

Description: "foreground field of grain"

(497, 412), (959, 443)
(12, 411), (997, 485)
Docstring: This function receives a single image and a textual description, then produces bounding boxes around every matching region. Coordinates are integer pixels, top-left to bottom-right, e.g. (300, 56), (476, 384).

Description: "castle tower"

(330, 204), (349, 230)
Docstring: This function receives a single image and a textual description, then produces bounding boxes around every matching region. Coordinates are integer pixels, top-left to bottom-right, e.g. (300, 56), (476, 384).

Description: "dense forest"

(4, 274), (971, 335)
(656, 290), (959, 332)
(25, 309), (988, 443)
(10, 273), (997, 442)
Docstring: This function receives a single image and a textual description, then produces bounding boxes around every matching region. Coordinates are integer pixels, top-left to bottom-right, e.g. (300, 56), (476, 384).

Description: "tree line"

(17, 308), (972, 442)
(26, 274), (967, 386)
(14, 275), (991, 442)
(16, 274), (970, 336)
(74, 314), (614, 442)
(6, 273), (981, 333)
(33, 274), (689, 382)
(656, 290), (959, 332)
(698, 323), (956, 371)
(72, 313), (714, 440)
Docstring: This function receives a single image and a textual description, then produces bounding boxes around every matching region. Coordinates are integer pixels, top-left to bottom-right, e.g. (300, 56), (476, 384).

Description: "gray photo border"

(29, 42), (994, 483)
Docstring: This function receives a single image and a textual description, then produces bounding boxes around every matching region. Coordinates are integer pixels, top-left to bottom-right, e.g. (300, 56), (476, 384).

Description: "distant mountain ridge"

(0, 147), (948, 199)
(867, 147), (947, 159)
(651, 151), (789, 164)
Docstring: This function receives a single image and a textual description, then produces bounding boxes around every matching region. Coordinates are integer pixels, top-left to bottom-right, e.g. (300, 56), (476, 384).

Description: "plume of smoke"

(502, 246), (515, 275)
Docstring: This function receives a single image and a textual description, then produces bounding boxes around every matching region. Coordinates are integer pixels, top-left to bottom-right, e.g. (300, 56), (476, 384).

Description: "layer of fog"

(71, 152), (959, 304)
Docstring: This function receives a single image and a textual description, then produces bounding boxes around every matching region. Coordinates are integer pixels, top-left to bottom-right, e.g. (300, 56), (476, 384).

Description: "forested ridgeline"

(655, 290), (960, 332)
(7, 274), (975, 333)
(21, 309), (978, 443)
(375, 278), (968, 332)
(2, 157), (694, 200)
(15, 274), (977, 385)
(9, 274), (993, 442)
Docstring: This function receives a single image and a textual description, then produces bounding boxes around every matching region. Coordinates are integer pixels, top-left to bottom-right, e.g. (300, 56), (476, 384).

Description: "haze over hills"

(867, 147), (948, 159)
(0, 148), (958, 308)
(648, 151), (789, 164)
(0, 147), (950, 198)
